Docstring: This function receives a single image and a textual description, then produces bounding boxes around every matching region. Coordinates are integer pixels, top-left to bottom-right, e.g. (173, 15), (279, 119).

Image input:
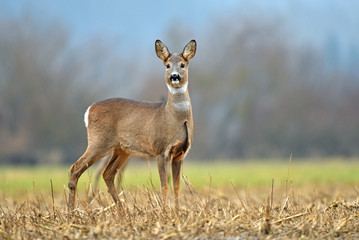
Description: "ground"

(0, 159), (358, 239)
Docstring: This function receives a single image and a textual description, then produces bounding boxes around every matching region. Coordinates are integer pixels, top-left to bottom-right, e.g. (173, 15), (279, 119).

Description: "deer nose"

(170, 73), (181, 82)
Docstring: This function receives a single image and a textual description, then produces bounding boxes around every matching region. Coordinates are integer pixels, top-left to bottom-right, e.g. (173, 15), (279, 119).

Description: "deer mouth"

(171, 80), (180, 85)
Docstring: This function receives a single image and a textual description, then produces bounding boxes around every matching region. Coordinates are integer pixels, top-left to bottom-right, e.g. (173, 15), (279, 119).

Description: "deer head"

(155, 40), (196, 93)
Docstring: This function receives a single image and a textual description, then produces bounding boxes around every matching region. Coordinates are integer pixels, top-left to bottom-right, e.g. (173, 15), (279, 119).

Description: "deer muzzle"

(170, 73), (181, 82)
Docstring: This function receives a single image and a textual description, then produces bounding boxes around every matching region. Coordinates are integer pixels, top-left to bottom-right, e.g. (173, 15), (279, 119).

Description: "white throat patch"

(166, 82), (188, 94)
(173, 101), (191, 111)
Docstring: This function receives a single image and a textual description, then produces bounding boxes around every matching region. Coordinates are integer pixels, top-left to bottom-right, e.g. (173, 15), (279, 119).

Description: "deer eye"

(180, 63), (185, 68)
(166, 64), (170, 69)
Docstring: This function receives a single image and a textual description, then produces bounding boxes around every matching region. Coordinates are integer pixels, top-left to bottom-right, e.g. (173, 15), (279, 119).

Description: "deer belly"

(117, 135), (155, 157)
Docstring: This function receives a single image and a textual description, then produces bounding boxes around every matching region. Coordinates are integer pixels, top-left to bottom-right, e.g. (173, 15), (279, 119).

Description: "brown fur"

(68, 40), (196, 212)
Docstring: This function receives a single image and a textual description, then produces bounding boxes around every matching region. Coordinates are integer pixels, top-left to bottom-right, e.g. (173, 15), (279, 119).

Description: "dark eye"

(166, 64), (170, 69)
(180, 63), (185, 68)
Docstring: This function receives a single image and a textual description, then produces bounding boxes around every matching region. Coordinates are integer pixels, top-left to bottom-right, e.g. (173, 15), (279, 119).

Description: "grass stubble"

(0, 160), (359, 239)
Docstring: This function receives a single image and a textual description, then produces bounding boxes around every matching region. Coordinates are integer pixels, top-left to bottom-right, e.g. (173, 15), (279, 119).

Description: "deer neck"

(166, 82), (192, 120)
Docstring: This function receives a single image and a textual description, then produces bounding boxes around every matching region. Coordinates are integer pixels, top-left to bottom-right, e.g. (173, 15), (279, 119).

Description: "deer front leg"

(172, 158), (183, 209)
(157, 154), (170, 206)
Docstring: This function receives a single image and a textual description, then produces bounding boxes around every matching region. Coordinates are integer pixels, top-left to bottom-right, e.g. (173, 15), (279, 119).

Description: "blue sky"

(2, 0), (358, 68)
(2, 1), (241, 48)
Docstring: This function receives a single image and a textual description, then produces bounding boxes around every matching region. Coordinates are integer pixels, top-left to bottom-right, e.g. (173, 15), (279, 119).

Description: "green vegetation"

(1, 158), (358, 197)
(1, 158), (358, 239)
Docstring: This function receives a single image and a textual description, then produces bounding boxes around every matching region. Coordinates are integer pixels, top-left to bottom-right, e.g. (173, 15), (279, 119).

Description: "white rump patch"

(166, 82), (188, 94)
(173, 101), (191, 111)
(84, 106), (91, 128)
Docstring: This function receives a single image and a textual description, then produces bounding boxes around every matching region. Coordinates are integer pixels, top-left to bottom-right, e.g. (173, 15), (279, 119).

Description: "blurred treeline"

(1, 14), (358, 164)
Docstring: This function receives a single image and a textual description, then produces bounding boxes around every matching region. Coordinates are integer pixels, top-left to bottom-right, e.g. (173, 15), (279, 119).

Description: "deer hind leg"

(102, 148), (130, 210)
(115, 160), (128, 191)
(157, 154), (171, 205)
(68, 145), (111, 211)
(93, 155), (110, 192)
(172, 158), (183, 209)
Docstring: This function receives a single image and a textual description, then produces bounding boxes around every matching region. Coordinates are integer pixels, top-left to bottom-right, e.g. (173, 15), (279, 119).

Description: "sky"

(2, 1), (240, 48)
(1, 0), (358, 69)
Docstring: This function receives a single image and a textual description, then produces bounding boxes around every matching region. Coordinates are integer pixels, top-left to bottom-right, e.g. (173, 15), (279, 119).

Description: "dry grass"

(1, 175), (359, 240)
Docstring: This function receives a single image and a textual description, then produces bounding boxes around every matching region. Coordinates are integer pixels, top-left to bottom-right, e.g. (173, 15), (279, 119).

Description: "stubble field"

(0, 158), (359, 239)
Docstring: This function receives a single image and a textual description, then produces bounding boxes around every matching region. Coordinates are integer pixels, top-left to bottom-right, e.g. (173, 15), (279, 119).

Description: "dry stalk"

(206, 173), (212, 209)
(335, 215), (354, 232)
(260, 198), (271, 234)
(286, 153), (293, 198)
(271, 178), (274, 210)
(230, 181), (247, 212)
(273, 211), (309, 224)
(227, 214), (241, 224)
(182, 175), (204, 206)
(95, 203), (116, 215)
(50, 179), (55, 219)
(161, 232), (177, 240)
(279, 196), (289, 217)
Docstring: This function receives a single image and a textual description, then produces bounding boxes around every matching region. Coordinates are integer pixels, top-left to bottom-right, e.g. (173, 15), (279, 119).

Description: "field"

(0, 158), (359, 239)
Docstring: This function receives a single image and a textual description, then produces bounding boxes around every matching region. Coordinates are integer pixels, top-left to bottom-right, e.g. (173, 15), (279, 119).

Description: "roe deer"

(68, 39), (196, 212)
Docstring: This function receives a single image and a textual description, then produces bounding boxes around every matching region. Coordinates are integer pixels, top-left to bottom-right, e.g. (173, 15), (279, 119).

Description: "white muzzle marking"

(166, 82), (188, 94)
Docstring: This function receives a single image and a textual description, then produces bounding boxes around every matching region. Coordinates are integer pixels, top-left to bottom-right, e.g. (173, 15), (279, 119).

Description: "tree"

(0, 15), (131, 164)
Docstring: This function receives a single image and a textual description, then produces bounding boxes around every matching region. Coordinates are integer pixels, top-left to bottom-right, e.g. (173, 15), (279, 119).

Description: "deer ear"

(155, 40), (170, 62)
(182, 40), (196, 61)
